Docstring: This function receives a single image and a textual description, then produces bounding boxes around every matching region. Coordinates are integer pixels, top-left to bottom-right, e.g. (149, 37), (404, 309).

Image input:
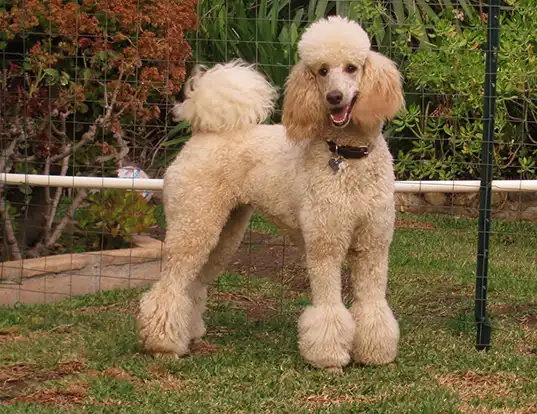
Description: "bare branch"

(12, 154), (36, 163)
(95, 153), (116, 164)
(0, 120), (24, 172)
(45, 155), (70, 236)
(115, 134), (130, 168)
(44, 158), (52, 204)
(0, 195), (22, 261)
(27, 188), (87, 258)
(48, 120), (99, 163)
(46, 188), (87, 249)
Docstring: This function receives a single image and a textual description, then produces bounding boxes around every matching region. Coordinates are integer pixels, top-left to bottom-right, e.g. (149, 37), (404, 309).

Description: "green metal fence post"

(475, 0), (501, 351)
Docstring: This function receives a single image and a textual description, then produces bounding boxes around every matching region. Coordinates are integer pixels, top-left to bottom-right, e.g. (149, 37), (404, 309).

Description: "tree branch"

(0, 120), (24, 172)
(0, 121), (24, 260)
(49, 121), (99, 163)
(45, 155), (70, 238)
(27, 188), (87, 258)
(0, 194), (22, 261)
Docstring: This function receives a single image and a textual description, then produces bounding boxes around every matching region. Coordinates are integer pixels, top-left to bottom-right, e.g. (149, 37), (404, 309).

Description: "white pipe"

(1, 173), (537, 193)
(396, 180), (537, 193)
(0, 173), (163, 191)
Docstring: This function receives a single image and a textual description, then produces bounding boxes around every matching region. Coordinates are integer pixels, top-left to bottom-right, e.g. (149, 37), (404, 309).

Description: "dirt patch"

(458, 403), (537, 414)
(406, 284), (473, 316)
(146, 364), (188, 391)
(490, 303), (535, 317)
(190, 340), (220, 356)
(488, 304), (537, 355)
(300, 385), (380, 409)
(395, 219), (434, 230)
(101, 368), (137, 382)
(151, 228), (304, 280)
(2, 362), (184, 408)
(230, 232), (303, 279)
(211, 291), (278, 322)
(0, 359), (86, 403)
(519, 314), (537, 330)
(74, 304), (120, 313)
(436, 370), (529, 411)
(89, 365), (186, 393)
(0, 328), (26, 343)
(3, 381), (90, 408)
(515, 322), (537, 356)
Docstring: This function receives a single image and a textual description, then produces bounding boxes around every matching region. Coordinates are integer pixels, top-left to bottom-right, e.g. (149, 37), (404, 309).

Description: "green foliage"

(77, 190), (156, 241)
(193, 0), (331, 88)
(193, 0), (537, 180)
(387, 0), (537, 180)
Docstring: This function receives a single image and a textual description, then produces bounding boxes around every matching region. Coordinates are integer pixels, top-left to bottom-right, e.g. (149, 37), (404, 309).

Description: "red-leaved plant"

(0, 0), (197, 259)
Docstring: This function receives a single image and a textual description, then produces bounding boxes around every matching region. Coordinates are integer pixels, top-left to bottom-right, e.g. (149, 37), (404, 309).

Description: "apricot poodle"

(138, 16), (405, 373)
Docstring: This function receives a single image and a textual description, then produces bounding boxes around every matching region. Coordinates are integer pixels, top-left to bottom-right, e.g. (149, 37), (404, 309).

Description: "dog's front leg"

(348, 237), (400, 365)
(297, 217), (355, 373)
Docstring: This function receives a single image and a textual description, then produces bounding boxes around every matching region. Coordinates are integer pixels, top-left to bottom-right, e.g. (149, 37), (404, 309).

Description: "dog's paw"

(324, 366), (344, 375)
(153, 351), (181, 360)
(298, 304), (355, 370)
(351, 301), (400, 365)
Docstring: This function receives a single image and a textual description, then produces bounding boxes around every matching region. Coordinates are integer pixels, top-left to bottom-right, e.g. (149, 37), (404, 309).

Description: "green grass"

(1, 213), (537, 413)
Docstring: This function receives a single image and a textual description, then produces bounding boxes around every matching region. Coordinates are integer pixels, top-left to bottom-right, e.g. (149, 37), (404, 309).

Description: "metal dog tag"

(328, 157), (343, 173)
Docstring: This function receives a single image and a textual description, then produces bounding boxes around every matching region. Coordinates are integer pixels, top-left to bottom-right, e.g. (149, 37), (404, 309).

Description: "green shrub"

(193, 0), (537, 181)
(387, 0), (537, 180)
(76, 190), (156, 247)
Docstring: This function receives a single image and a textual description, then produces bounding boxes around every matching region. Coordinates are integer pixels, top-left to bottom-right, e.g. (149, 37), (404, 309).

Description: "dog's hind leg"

(189, 205), (253, 341)
(138, 189), (237, 358)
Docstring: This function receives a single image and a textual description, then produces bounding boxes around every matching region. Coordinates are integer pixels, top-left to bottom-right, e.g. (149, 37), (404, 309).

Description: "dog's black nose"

(326, 91), (343, 105)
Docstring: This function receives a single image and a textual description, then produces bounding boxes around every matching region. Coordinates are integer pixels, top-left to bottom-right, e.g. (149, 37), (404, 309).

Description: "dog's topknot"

(298, 16), (371, 67)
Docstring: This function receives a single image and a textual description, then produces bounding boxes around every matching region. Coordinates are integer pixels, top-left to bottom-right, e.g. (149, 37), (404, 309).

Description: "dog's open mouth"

(329, 96), (357, 128)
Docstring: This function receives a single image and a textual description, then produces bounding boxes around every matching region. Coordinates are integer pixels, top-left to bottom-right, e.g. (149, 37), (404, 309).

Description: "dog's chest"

(306, 165), (373, 204)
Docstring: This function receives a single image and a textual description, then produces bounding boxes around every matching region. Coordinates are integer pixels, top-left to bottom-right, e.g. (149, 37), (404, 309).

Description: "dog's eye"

(345, 65), (358, 74)
(318, 67), (328, 77)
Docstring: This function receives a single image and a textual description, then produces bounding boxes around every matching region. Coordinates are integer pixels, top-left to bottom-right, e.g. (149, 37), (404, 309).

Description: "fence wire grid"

(1, 0), (536, 360)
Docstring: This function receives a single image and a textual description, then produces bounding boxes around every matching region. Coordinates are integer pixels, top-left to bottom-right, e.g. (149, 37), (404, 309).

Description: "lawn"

(1, 213), (536, 413)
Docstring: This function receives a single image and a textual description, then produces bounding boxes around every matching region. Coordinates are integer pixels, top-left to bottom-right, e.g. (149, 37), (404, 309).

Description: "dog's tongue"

(330, 105), (350, 123)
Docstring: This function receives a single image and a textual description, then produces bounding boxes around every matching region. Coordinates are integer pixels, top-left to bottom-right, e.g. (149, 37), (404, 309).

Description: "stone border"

(396, 192), (537, 220)
(0, 235), (164, 306)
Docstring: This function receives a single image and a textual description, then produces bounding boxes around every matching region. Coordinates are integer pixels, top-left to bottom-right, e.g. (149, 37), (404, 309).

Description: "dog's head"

(282, 16), (405, 141)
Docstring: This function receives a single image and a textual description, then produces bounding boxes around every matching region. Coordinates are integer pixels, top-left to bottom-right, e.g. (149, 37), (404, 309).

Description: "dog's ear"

(352, 51), (404, 129)
(282, 62), (325, 141)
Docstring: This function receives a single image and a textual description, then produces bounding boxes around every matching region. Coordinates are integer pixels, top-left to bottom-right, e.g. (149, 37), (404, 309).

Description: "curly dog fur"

(138, 16), (405, 372)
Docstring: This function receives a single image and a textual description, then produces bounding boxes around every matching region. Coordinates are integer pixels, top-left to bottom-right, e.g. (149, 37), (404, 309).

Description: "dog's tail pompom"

(173, 60), (278, 134)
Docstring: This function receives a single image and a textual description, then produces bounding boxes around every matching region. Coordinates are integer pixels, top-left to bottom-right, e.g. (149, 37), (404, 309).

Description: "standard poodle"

(138, 16), (405, 373)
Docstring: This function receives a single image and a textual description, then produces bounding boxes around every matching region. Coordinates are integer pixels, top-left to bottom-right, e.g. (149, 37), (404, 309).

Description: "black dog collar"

(326, 140), (369, 159)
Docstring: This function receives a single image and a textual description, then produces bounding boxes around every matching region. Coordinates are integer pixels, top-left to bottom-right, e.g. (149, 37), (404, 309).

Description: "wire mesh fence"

(1, 0), (536, 361)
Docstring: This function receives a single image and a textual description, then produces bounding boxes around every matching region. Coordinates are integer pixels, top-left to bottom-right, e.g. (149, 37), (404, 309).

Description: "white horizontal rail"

(0, 173), (163, 191)
(1, 173), (537, 193)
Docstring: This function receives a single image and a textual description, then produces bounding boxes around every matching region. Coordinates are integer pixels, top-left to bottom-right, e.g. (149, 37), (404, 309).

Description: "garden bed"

(0, 235), (163, 306)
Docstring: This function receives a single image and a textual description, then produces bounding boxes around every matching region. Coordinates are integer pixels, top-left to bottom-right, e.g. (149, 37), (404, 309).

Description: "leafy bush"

(0, 0), (197, 169)
(192, 0), (329, 91)
(386, 0), (537, 180)
(77, 190), (156, 249)
(193, 0), (537, 181)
